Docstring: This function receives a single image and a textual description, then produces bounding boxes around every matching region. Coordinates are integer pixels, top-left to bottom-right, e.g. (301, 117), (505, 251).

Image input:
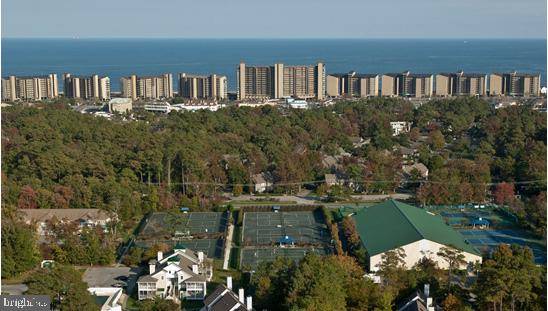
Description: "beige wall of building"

(121, 74), (173, 100)
(1, 76), (17, 101)
(359, 75), (379, 97)
(489, 74), (504, 96)
(237, 62), (325, 100)
(435, 74), (451, 96)
(381, 75), (397, 96)
(413, 75), (433, 98)
(326, 75), (340, 97)
(369, 239), (482, 272)
(467, 76), (487, 96)
(178, 73), (227, 100)
(2, 74), (58, 101)
(63, 74), (110, 100)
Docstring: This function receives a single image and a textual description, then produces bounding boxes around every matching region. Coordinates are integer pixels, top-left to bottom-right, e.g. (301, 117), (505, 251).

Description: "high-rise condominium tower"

(326, 71), (379, 97)
(178, 73), (227, 100)
(435, 71), (487, 97)
(237, 62), (325, 100)
(63, 74), (111, 100)
(381, 71), (433, 98)
(1, 74), (58, 101)
(120, 74), (173, 100)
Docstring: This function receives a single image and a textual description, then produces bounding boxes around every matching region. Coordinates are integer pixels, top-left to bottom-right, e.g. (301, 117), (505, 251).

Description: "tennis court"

(133, 238), (224, 259)
(240, 247), (331, 269)
(434, 207), (516, 229)
(140, 212), (228, 237)
(459, 229), (546, 264)
(241, 211), (330, 246)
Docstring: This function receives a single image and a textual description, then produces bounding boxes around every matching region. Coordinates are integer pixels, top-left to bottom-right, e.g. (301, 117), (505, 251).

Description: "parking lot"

(83, 266), (143, 294)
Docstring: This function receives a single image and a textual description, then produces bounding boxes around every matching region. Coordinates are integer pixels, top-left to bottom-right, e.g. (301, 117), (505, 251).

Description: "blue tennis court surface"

(458, 229), (546, 264)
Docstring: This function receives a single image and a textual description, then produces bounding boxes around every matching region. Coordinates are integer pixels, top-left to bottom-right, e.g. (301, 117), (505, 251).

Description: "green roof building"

(351, 200), (482, 271)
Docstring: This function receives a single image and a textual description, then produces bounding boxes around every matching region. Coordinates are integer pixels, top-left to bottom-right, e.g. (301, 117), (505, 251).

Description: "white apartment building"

(137, 247), (213, 302)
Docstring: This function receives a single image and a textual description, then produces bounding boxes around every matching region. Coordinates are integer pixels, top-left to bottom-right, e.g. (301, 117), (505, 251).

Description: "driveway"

(1, 284), (28, 295)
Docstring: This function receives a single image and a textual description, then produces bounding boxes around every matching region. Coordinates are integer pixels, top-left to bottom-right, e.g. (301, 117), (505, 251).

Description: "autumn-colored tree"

(341, 217), (360, 247)
(409, 127), (420, 141)
(429, 130), (445, 150)
(53, 185), (73, 208)
(18, 185), (38, 209)
(493, 182), (515, 206)
(441, 293), (463, 311)
(232, 184), (243, 196)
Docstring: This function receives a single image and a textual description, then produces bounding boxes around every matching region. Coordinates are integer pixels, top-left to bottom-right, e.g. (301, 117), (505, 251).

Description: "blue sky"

(2, 0), (546, 38)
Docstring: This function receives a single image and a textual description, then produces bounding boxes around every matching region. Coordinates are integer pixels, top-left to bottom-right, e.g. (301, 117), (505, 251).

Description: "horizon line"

(2, 36), (547, 40)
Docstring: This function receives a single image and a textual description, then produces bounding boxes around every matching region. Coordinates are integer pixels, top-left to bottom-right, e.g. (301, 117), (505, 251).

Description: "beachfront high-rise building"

(504, 72), (541, 97)
(1, 74), (58, 101)
(326, 71), (379, 97)
(381, 71), (433, 98)
(489, 72), (541, 97)
(178, 73), (227, 100)
(63, 74), (111, 100)
(435, 71), (487, 97)
(120, 74), (173, 100)
(489, 73), (504, 96)
(237, 62), (325, 100)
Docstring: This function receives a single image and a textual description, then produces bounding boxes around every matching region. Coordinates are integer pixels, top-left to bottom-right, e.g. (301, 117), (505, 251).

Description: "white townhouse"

(137, 246), (213, 302)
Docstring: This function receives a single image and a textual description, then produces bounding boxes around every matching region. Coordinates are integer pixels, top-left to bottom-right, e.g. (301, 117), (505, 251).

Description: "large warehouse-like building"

(352, 200), (482, 272)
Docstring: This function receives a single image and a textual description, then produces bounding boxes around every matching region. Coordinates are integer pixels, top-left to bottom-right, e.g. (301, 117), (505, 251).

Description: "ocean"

(1, 38), (546, 92)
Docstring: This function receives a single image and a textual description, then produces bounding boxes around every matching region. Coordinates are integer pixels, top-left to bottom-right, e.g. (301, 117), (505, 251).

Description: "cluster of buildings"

(18, 208), (114, 236)
(1, 74), (59, 101)
(63, 74), (111, 100)
(1, 72), (228, 102)
(2, 64), (542, 103)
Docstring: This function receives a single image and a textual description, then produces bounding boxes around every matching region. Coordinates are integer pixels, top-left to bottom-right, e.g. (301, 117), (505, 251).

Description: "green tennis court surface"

(242, 211), (330, 246)
(140, 212), (228, 237)
(459, 229), (546, 264)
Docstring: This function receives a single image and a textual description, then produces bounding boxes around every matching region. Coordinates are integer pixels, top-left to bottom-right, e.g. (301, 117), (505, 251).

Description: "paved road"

(228, 192), (412, 206)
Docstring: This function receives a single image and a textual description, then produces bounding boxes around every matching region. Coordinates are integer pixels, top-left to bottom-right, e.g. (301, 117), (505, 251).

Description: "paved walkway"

(222, 223), (234, 270)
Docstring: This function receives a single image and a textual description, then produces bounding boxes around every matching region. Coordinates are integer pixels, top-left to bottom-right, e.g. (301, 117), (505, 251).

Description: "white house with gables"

(137, 245), (213, 303)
